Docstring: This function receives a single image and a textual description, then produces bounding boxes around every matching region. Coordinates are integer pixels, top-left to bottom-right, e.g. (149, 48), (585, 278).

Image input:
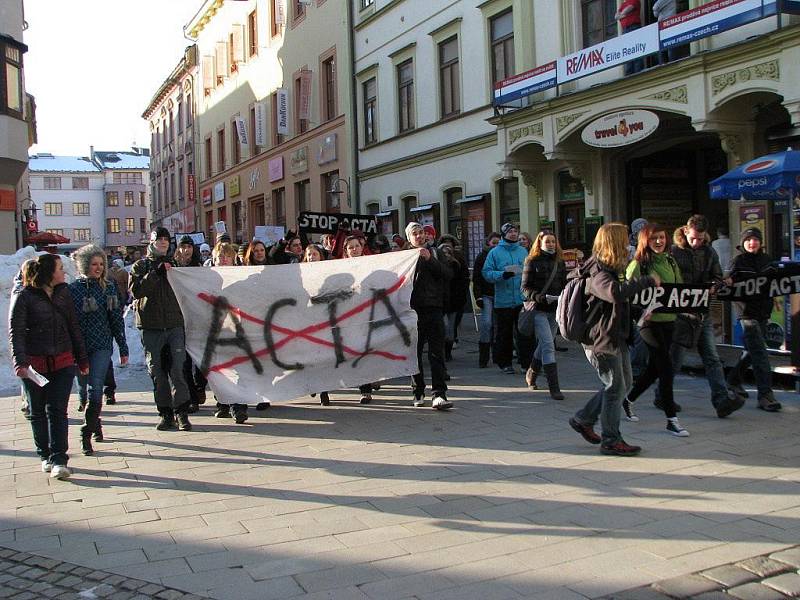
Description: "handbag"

(517, 261), (559, 337)
(673, 313), (702, 349)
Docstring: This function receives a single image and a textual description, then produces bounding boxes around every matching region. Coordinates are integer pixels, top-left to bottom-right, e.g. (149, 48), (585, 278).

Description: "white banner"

(276, 88), (289, 135)
(167, 251), (420, 404)
(234, 115), (249, 147)
(254, 101), (267, 146)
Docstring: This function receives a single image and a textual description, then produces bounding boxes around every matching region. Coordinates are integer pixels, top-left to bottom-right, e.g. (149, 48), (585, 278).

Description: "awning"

(456, 193), (489, 204)
(410, 203), (437, 212)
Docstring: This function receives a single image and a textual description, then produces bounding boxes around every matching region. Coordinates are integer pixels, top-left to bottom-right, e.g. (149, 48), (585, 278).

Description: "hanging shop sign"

(254, 101), (267, 146)
(290, 146), (308, 174)
(276, 88), (289, 135)
(188, 174), (196, 203)
(581, 110), (660, 148)
(227, 175), (241, 198)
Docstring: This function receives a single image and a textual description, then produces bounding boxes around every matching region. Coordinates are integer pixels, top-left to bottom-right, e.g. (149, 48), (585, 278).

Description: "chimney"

(89, 145), (95, 160)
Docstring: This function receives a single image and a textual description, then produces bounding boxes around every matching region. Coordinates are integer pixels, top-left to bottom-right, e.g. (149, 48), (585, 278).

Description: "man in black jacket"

(130, 227), (192, 431)
(406, 222), (453, 410)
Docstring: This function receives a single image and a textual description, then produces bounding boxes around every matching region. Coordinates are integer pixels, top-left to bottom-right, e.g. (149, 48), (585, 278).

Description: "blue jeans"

(623, 25), (644, 75)
(78, 348), (113, 410)
(532, 310), (557, 365)
(729, 319), (772, 397)
(24, 366), (75, 466)
(670, 316), (728, 407)
(479, 296), (494, 344)
(575, 345), (632, 446)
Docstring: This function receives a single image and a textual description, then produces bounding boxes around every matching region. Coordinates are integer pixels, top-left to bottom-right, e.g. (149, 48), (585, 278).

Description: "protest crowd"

(7, 213), (788, 478)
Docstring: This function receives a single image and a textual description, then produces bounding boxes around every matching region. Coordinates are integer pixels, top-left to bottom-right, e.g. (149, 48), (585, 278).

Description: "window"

(72, 177), (89, 189)
(177, 98), (183, 134)
(107, 218), (121, 234)
(490, 10), (514, 83)
(232, 119), (241, 164)
(140, 191), (146, 207)
(249, 105), (258, 156)
(124, 191), (135, 206)
(140, 218), (147, 233)
(271, 1), (281, 37)
(363, 78), (377, 145)
(73, 203), (90, 216)
(445, 187), (463, 239)
(322, 56), (337, 121)
(125, 217), (135, 233)
(1, 42), (23, 117)
(217, 128), (226, 172)
(248, 10), (258, 56)
(73, 228), (91, 242)
(186, 94), (193, 127)
(45, 229), (63, 236)
(439, 36), (460, 118)
(169, 110), (175, 141)
(205, 137), (213, 177)
(44, 202), (62, 216)
(322, 171), (340, 212)
(295, 179), (310, 213)
(170, 172), (176, 204)
(294, 75), (308, 134)
(43, 177), (61, 190)
(582, 0), (618, 47)
(113, 172), (143, 184)
(177, 167), (184, 201)
(233, 202), (243, 242)
(106, 192), (119, 206)
(397, 59), (415, 133)
(402, 196), (417, 227)
(274, 187), (285, 227)
(360, 0), (374, 8)
(498, 177), (520, 225)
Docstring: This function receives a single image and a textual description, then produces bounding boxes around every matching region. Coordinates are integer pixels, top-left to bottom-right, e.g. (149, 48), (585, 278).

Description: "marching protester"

(624, 223), (689, 437)
(130, 227), (193, 432)
(270, 232), (303, 264)
(472, 232), (500, 368)
(302, 242), (331, 406)
(406, 222), (453, 409)
(482, 223), (532, 374)
(244, 239), (271, 266)
(10, 254), (89, 479)
(522, 232), (567, 399)
(667, 215), (743, 418)
(439, 234), (470, 357)
(726, 227), (782, 412)
(199, 243), (212, 264)
(68, 245), (128, 455)
(569, 223), (660, 456)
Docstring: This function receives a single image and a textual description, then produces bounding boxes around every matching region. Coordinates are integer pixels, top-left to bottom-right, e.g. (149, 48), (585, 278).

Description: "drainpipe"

(346, 0), (360, 212)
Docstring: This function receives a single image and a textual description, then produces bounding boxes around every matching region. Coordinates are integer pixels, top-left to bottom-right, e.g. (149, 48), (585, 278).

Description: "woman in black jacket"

(725, 227), (780, 411)
(521, 232), (567, 399)
(9, 254), (89, 479)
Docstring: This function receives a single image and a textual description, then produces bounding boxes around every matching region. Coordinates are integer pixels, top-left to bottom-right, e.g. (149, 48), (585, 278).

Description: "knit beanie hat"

(423, 225), (437, 239)
(740, 227), (763, 245)
(500, 222), (517, 239)
(405, 221), (424, 240)
(150, 226), (170, 242)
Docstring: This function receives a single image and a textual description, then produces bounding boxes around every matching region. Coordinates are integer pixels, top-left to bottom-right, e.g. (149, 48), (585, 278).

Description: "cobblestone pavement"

(1, 333), (798, 600)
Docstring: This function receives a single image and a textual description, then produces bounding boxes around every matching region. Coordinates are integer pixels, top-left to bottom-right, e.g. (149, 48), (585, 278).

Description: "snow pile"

(0, 247), (145, 393)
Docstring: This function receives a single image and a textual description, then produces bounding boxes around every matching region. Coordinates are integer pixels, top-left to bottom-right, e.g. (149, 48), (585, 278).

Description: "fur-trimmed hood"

(73, 244), (107, 278)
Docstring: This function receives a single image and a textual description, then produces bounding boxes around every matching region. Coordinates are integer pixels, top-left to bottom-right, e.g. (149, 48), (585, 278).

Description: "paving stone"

(770, 547), (800, 570)
(653, 574), (723, 598)
(761, 572), (800, 597)
(71, 566), (93, 576)
(701, 564), (762, 588)
(57, 575), (84, 588)
(694, 593), (733, 600)
(138, 584), (166, 596)
(87, 569), (110, 580)
(9, 592), (37, 600)
(103, 575), (129, 586)
(737, 556), (793, 578)
(155, 591), (186, 600)
(107, 593), (136, 600)
(120, 579), (149, 591)
(727, 582), (788, 600)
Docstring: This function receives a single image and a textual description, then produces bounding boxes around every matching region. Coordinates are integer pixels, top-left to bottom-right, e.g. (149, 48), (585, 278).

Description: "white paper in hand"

(26, 366), (49, 387)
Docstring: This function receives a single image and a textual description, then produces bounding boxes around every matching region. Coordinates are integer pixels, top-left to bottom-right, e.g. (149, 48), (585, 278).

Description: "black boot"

(80, 430), (93, 455)
(82, 404), (98, 453)
(543, 363), (565, 400)
(93, 418), (104, 442)
(444, 341), (454, 362)
(176, 410), (193, 431)
(478, 343), (490, 368)
(157, 407), (176, 430)
(526, 359), (542, 390)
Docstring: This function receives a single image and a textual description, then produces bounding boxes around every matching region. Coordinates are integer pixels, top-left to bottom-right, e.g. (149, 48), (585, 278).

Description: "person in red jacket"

(616, 0), (643, 75)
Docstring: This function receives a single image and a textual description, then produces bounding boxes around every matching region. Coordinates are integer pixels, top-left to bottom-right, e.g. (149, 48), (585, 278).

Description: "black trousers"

(493, 305), (534, 370)
(412, 308), (447, 396)
(628, 321), (677, 418)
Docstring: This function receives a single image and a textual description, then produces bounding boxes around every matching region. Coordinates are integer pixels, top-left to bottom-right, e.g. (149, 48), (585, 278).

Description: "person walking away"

(69, 245), (128, 455)
(105, 258), (130, 405)
(522, 232), (567, 399)
(481, 223), (532, 374)
(130, 227), (193, 431)
(406, 222), (453, 409)
(726, 227), (782, 412)
(668, 215), (743, 418)
(472, 232), (500, 367)
(10, 254), (90, 479)
(624, 223), (689, 436)
(569, 223), (660, 456)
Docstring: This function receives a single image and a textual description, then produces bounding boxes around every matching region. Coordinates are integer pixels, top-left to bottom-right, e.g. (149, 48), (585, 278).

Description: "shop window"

(397, 59), (415, 133)
(363, 77), (377, 145)
(439, 37), (460, 118)
(581, 0), (617, 47)
(233, 202), (243, 242)
(498, 178), (519, 226)
(490, 10), (514, 84)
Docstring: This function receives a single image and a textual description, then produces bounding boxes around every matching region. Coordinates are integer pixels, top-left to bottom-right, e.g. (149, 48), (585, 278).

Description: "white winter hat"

(200, 243), (211, 252)
(405, 222), (423, 240)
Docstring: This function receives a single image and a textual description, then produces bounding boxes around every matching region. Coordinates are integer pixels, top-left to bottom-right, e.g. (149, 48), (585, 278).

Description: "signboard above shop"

(581, 110), (660, 148)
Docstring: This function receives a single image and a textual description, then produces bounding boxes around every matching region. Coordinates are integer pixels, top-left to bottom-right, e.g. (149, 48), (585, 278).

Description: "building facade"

(183, 0), (354, 245)
(142, 45), (200, 236)
(1, 0), (36, 253)
(28, 154), (105, 251)
(93, 148), (151, 249)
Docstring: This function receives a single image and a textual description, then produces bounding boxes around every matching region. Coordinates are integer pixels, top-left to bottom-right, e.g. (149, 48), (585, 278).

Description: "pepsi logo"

(744, 159), (777, 173)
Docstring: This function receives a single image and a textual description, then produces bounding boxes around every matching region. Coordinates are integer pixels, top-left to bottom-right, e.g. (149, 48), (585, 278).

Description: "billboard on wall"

(581, 110), (660, 148)
(493, 62), (557, 105)
(659, 0), (777, 48)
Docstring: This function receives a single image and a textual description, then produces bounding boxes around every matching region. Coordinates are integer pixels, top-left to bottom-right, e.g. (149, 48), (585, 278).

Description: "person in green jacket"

(624, 223), (689, 437)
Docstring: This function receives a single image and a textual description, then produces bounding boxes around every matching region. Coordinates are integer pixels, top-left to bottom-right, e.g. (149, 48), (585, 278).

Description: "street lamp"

(327, 177), (351, 209)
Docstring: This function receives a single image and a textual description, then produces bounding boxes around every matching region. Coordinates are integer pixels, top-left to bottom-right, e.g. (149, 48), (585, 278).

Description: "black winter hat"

(178, 234), (194, 246)
(150, 226), (171, 242)
(740, 227), (763, 245)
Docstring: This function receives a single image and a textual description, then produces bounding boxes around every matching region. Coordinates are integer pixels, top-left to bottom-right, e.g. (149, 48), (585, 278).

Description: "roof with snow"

(28, 154), (101, 173)
(93, 151), (150, 170)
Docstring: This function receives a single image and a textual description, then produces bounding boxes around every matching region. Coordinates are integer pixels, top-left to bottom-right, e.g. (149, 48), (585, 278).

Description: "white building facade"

(28, 155), (106, 251)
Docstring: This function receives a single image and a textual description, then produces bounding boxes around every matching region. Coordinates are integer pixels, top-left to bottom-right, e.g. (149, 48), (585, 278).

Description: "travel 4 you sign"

(581, 110), (660, 148)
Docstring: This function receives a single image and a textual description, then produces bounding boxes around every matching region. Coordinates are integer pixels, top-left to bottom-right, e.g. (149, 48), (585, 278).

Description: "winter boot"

(80, 430), (93, 455)
(93, 418), (104, 442)
(157, 407), (176, 431)
(526, 359), (542, 390)
(478, 343), (490, 368)
(176, 410), (193, 431)
(543, 363), (565, 400)
(105, 393), (116, 405)
(444, 341), (454, 362)
(81, 404), (98, 453)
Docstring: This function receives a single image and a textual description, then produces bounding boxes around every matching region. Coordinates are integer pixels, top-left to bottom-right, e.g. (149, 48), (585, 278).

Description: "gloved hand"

(534, 293), (546, 304)
(476, 298), (484, 309)
(156, 262), (168, 276)
(502, 271), (514, 280)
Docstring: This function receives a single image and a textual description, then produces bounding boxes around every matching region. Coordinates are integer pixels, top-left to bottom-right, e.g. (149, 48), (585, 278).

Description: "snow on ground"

(0, 247), (146, 393)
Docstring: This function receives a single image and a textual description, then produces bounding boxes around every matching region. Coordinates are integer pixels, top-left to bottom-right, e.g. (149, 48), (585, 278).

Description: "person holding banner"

(569, 223), (660, 456)
(407, 222), (453, 409)
(726, 227), (781, 412)
(244, 240), (271, 266)
(130, 227), (193, 432)
(624, 223), (689, 437)
(302, 243), (331, 405)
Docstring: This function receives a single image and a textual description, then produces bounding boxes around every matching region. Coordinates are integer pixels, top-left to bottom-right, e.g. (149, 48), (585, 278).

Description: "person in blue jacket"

(481, 223), (533, 374)
(69, 245), (128, 456)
